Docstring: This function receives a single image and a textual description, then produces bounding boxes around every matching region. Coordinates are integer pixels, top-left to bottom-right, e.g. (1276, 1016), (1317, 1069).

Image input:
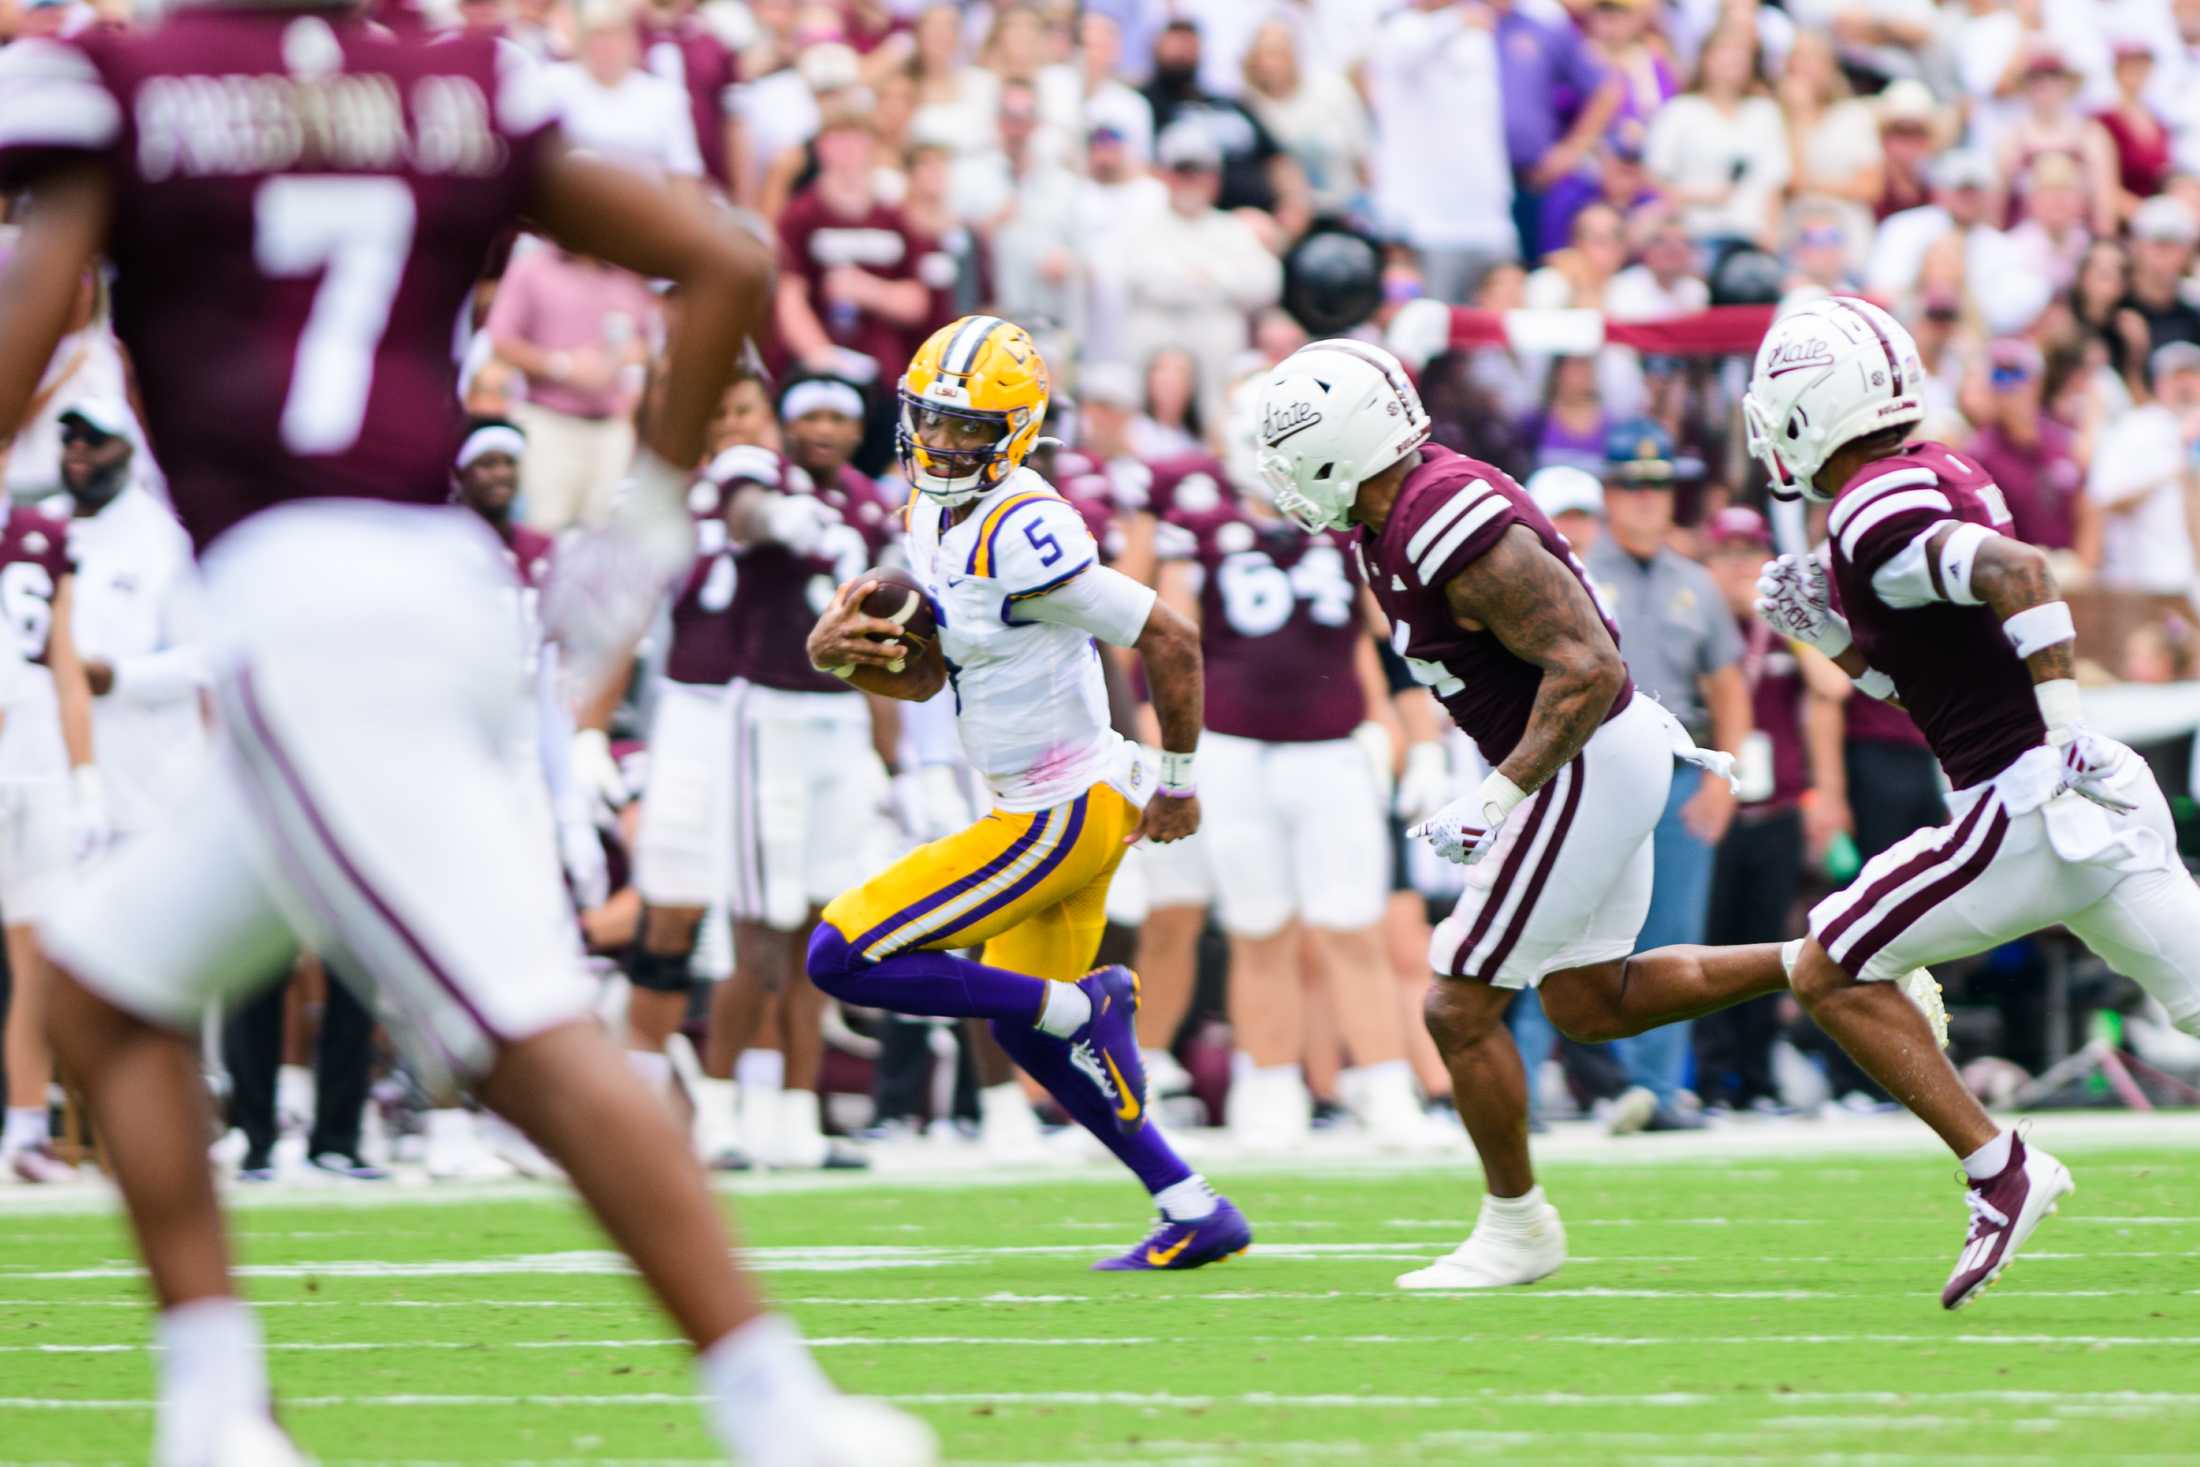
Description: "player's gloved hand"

(1754, 552), (1852, 660)
(1394, 740), (1453, 824)
(559, 815), (611, 912)
(760, 493), (843, 558)
(1408, 771), (1526, 867)
(68, 765), (113, 865)
(569, 727), (627, 827)
(544, 452), (696, 700)
(2049, 727), (2139, 814)
(890, 764), (968, 844)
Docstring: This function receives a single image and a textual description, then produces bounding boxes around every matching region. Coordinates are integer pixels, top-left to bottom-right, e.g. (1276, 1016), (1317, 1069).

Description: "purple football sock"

(988, 1018), (1192, 1196)
(807, 925), (1049, 1025)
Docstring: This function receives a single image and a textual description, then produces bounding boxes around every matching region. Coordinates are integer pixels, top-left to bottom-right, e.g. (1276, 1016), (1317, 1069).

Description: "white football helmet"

(1256, 339), (1431, 532)
(1742, 295), (1924, 503)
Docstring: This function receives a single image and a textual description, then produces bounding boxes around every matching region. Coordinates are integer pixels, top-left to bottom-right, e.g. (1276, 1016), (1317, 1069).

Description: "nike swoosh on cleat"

(1147, 1232), (1194, 1267)
(1103, 1052), (1141, 1123)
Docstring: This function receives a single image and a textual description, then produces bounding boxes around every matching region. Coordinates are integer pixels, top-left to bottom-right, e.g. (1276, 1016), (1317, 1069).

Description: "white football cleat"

(1226, 1063), (1312, 1152)
(1341, 1062), (1453, 1153)
(978, 1082), (1049, 1164)
(1396, 1190), (1566, 1290)
(755, 1397), (939, 1467)
(1143, 1047), (1195, 1099)
(422, 1109), (515, 1182)
(1898, 967), (1951, 1049)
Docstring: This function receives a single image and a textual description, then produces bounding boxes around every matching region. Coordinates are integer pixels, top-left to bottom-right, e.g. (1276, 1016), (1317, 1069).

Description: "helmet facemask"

(896, 394), (1029, 506)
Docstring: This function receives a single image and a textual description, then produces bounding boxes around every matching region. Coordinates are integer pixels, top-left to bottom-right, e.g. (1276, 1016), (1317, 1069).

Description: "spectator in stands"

(1549, 0), (1672, 252)
(1525, 202), (1627, 309)
(2102, 38), (2173, 213)
(1525, 354), (1612, 478)
(485, 246), (656, 531)
(1996, 51), (2120, 237)
(775, 107), (948, 392)
(1, 267), (137, 501)
(2006, 151), (2096, 294)
(2071, 238), (2135, 387)
(953, 79), (1079, 343)
(1595, 135), (1662, 217)
(979, 1), (1082, 143)
(1646, 24), (1790, 253)
(1784, 199), (1864, 294)
(1695, 506), (1847, 1114)
(907, 3), (993, 155)
(1864, 149), (2011, 306)
(1874, 80), (1943, 221)
(2113, 195), (2200, 378)
(1109, 122), (1282, 430)
(1365, 1), (1518, 302)
(637, 0), (741, 196)
(1778, 30), (1882, 265)
(2088, 340), (2200, 597)
(547, 0), (705, 189)
(1240, 18), (1370, 219)
(1484, 0), (1622, 261)
(1079, 11), (1155, 163)
(1588, 419), (1750, 1131)
(1965, 339), (2095, 559)
(1140, 17), (1308, 234)
(1607, 202), (1708, 318)
(1132, 346), (1206, 462)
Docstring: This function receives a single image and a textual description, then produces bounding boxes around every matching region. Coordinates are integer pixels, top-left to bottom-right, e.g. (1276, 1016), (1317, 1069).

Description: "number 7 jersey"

(0, 7), (560, 552)
(904, 469), (1128, 814)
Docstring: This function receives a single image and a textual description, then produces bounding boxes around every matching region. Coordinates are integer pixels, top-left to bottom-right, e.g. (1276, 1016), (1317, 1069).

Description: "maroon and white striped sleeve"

(1827, 463), (1957, 591)
(0, 38), (123, 188)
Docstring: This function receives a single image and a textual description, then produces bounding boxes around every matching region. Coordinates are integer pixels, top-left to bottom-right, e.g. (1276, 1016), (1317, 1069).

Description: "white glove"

(1754, 552), (1853, 660)
(68, 765), (113, 865)
(559, 815), (611, 911)
(1408, 771), (1526, 867)
(890, 764), (969, 844)
(2051, 729), (2139, 814)
(570, 727), (626, 826)
(542, 453), (695, 700)
(1394, 741), (1453, 824)
(760, 493), (843, 558)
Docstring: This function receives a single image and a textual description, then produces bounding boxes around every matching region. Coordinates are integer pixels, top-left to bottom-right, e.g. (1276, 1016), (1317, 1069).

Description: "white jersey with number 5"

(905, 469), (1155, 813)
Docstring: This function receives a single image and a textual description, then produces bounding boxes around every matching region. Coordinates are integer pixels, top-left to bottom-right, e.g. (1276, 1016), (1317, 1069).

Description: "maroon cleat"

(1942, 1137), (2074, 1310)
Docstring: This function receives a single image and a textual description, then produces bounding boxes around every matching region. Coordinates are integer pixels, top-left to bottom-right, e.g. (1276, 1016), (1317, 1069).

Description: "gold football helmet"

(897, 315), (1050, 506)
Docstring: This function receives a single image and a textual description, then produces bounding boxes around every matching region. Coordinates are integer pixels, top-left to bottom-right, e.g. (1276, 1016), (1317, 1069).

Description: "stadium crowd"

(2, 0), (2199, 1184)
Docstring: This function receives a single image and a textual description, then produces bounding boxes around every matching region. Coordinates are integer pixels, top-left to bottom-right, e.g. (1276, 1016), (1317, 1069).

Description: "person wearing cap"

(1863, 147), (2016, 302)
(1525, 465), (1606, 554)
(1874, 79), (1943, 220)
(1583, 418), (1751, 1131)
(1995, 49), (2120, 238)
(2086, 339), (2200, 595)
(1139, 17), (1309, 230)
(1077, 11), (1156, 165)
(1963, 340), (2092, 557)
(2111, 194), (2200, 383)
(1112, 120), (1283, 435)
(1693, 505), (1850, 1115)
(2004, 151), (2093, 293)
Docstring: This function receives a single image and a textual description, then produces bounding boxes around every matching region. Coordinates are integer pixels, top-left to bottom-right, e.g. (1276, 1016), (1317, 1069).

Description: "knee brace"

(805, 923), (865, 996)
(627, 917), (700, 995)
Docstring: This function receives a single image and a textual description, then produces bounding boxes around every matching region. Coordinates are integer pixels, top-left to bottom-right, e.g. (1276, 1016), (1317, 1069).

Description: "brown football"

(841, 566), (945, 700)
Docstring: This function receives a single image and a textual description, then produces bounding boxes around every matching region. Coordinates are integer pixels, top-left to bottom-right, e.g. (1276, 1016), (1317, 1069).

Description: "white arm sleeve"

(1014, 563), (1158, 648)
(1872, 521), (1993, 610)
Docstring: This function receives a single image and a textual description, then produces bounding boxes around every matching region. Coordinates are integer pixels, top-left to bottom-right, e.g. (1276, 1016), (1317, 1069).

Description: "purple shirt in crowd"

(1496, 5), (1606, 173)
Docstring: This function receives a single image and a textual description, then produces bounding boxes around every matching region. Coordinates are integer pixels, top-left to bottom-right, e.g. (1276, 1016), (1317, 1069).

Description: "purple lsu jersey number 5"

(0, 12), (557, 552)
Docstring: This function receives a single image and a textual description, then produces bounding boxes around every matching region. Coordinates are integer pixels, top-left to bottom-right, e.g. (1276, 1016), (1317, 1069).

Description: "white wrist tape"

(2035, 677), (2082, 743)
(2003, 601), (2075, 660)
(1158, 750), (1196, 796)
(1477, 770), (1527, 823)
(1855, 667), (1898, 702)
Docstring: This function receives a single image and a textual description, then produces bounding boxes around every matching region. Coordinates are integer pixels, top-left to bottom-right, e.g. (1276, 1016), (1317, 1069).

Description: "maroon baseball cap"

(1705, 505), (1772, 549)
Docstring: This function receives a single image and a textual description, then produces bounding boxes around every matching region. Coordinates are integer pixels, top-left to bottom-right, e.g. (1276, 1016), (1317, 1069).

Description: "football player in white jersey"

(805, 316), (1252, 1269)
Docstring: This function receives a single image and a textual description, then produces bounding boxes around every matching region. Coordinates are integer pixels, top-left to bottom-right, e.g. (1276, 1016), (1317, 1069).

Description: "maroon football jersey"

(1161, 503), (1365, 743)
(1825, 441), (2042, 790)
(0, 11), (559, 554)
(1142, 454), (1233, 524)
(638, 16), (737, 188)
(1363, 445), (1634, 766)
(726, 463), (894, 693)
(0, 505), (77, 666)
(1053, 452), (1124, 564)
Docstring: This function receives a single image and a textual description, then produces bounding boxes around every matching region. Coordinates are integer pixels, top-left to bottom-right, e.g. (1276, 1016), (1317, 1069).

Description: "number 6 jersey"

(0, 10), (559, 552)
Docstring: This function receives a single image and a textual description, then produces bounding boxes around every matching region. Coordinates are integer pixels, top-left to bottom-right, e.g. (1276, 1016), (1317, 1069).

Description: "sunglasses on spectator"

(1797, 226), (1844, 247)
(1924, 305), (1960, 322)
(1168, 161), (1217, 176)
(1990, 363), (2034, 388)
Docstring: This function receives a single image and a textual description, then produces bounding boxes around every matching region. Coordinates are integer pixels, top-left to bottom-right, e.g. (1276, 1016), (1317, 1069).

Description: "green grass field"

(3, 1130), (2196, 1466)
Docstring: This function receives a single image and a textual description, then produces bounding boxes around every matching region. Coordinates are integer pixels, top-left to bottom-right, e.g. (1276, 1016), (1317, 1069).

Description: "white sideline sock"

(155, 1298), (269, 1460)
(1962, 1130), (2015, 1182)
(1154, 1173), (1218, 1222)
(1035, 980), (1093, 1038)
(1484, 1185), (1549, 1223)
(734, 1049), (784, 1093)
(698, 1314), (833, 1464)
(3, 1106), (48, 1152)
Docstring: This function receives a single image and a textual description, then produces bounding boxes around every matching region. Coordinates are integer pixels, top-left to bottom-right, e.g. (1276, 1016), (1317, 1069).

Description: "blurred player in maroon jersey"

(0, 10), (933, 1465)
(1256, 340), (1849, 1295)
(0, 497), (102, 1184)
(1152, 408), (1443, 1152)
(1746, 297), (2200, 1307)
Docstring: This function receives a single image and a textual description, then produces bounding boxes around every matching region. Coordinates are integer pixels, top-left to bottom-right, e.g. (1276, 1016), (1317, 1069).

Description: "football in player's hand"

(843, 567), (944, 700)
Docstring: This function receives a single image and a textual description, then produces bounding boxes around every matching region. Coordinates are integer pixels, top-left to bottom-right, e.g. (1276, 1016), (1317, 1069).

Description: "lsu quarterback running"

(804, 316), (1252, 1270)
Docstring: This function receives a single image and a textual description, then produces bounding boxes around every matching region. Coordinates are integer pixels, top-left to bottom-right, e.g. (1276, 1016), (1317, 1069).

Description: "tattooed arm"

(1958, 529), (2076, 685)
(1441, 525), (1628, 795)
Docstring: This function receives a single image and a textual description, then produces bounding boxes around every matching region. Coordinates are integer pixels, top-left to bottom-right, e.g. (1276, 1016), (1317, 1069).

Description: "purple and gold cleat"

(1094, 1197), (1253, 1272)
(1069, 965), (1148, 1136)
